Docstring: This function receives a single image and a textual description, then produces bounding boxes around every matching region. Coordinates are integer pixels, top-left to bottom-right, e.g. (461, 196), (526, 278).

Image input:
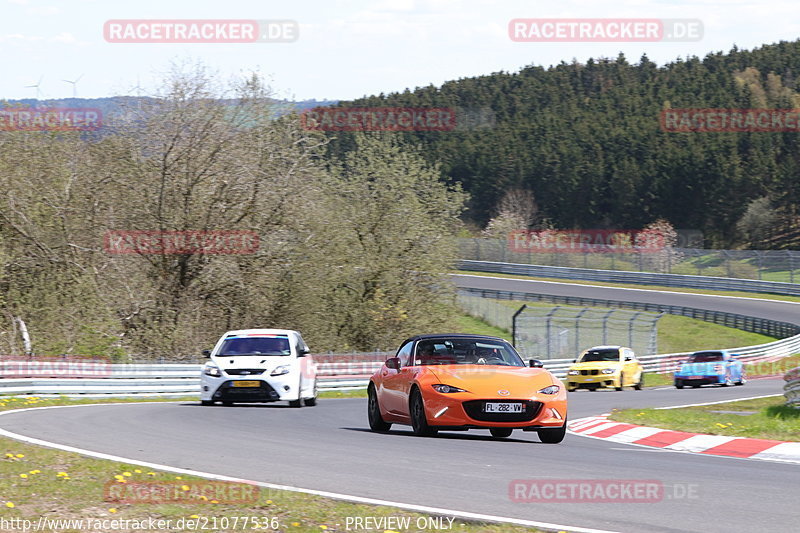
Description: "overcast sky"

(2, 0), (799, 101)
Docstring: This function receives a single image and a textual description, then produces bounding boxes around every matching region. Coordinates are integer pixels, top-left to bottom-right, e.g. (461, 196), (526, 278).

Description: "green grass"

(608, 396), (800, 442)
(0, 397), (542, 532)
(454, 313), (510, 338)
(656, 314), (775, 354)
(455, 269), (800, 303)
(454, 298), (778, 355)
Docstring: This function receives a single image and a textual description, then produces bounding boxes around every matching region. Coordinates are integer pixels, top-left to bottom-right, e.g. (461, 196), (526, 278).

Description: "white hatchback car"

(200, 329), (317, 407)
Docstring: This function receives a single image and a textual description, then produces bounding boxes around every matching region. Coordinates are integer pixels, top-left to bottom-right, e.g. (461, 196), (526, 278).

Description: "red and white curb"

(568, 414), (800, 464)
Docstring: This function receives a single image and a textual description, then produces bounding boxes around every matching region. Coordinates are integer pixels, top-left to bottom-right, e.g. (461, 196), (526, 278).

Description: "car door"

(622, 348), (639, 385)
(381, 341), (413, 417)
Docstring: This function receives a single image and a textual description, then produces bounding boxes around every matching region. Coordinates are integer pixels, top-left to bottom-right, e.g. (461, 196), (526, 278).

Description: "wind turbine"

(25, 76), (43, 99)
(62, 74), (83, 98)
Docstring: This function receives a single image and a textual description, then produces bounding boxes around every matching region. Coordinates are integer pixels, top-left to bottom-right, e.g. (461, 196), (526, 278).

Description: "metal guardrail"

(0, 360), (385, 397)
(458, 259), (800, 297)
(785, 367), (800, 408)
(458, 287), (800, 339)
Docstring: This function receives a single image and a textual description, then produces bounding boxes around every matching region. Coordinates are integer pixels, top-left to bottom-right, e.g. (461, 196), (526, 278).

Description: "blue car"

(674, 350), (746, 389)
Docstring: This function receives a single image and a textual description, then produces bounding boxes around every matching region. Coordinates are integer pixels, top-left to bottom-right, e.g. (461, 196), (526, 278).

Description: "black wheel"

(691, 383), (700, 388)
(410, 388), (437, 437)
(304, 381), (318, 406)
(634, 373), (643, 391)
(538, 420), (567, 444)
(490, 428), (513, 438)
(200, 400), (214, 406)
(222, 401), (233, 406)
(675, 380), (684, 389)
(367, 384), (391, 432)
(615, 373), (624, 391)
(289, 399), (302, 408)
(587, 385), (598, 392)
(735, 373), (746, 386)
(721, 373), (732, 387)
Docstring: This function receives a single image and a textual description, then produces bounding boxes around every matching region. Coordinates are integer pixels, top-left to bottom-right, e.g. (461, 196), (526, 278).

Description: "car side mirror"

(298, 349), (310, 357)
(385, 357), (401, 370)
(573, 358), (577, 363)
(529, 359), (544, 368)
(202, 349), (211, 358)
(625, 356), (632, 361)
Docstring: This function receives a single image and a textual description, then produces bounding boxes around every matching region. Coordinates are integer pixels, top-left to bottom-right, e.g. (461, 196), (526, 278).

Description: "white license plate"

(484, 402), (523, 413)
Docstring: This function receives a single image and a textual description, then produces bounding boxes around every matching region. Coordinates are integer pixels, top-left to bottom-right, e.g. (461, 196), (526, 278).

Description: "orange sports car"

(367, 334), (568, 443)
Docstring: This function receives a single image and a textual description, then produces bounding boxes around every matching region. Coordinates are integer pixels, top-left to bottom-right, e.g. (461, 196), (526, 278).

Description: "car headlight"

(601, 368), (616, 374)
(538, 384), (560, 395)
(271, 365), (290, 376)
(714, 365), (723, 372)
(432, 384), (467, 393)
(567, 370), (579, 375)
(203, 364), (221, 377)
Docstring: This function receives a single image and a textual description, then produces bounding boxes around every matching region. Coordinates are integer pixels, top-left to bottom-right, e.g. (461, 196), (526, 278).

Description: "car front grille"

(462, 400), (542, 422)
(224, 369), (265, 376)
(213, 381), (279, 401)
(581, 369), (599, 376)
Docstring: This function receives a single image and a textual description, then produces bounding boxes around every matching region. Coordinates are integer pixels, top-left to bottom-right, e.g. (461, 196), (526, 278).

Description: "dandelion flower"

(19, 474), (27, 479)
(122, 472), (132, 477)
(109, 508), (117, 514)
(5, 503), (14, 508)
(181, 485), (190, 491)
(15, 454), (23, 458)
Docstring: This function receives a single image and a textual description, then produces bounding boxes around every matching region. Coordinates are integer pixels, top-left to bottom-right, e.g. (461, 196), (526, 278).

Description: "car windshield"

(412, 338), (524, 366)
(579, 349), (621, 362)
(217, 336), (291, 356)
(688, 352), (724, 362)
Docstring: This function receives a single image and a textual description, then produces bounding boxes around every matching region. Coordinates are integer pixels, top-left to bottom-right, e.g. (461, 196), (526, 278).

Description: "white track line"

(0, 403), (617, 533)
(653, 394), (783, 410)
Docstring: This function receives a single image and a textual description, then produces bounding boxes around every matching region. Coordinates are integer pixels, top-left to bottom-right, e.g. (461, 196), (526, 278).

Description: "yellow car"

(566, 346), (644, 392)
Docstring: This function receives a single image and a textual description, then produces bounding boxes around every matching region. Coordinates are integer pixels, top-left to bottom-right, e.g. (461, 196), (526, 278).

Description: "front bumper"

(422, 393), (567, 429)
(675, 375), (723, 386)
(200, 374), (299, 402)
(567, 372), (619, 389)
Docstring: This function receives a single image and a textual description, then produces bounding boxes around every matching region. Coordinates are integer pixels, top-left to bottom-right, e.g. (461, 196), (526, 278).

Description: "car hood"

(426, 365), (557, 397)
(211, 355), (291, 371)
(570, 361), (622, 370)
(677, 362), (722, 374)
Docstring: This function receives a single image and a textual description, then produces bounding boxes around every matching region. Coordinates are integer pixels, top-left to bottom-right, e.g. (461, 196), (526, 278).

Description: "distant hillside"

(1, 96), (338, 122)
(324, 40), (800, 248)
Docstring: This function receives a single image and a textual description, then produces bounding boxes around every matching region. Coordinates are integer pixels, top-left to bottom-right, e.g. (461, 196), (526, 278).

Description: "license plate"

(484, 402), (523, 413)
(232, 380), (260, 387)
(689, 376), (704, 380)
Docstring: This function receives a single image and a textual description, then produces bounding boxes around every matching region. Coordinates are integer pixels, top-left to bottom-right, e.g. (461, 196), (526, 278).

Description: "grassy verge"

(455, 270), (800, 304)
(0, 397), (541, 533)
(455, 298), (777, 355)
(608, 396), (800, 442)
(656, 315), (774, 354)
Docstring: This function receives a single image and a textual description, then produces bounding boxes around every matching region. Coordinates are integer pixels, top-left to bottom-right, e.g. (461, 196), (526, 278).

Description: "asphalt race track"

(1, 278), (798, 533)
